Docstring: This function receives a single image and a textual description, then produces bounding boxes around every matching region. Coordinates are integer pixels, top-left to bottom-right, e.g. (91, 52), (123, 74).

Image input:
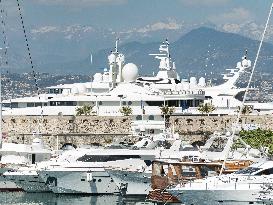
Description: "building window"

(136, 115), (142, 120)
(122, 101), (127, 106)
(128, 101), (132, 105)
(99, 101), (103, 105)
(148, 115), (155, 120)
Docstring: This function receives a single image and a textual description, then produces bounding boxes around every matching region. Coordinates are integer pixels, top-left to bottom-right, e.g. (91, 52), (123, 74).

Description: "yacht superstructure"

(2, 40), (273, 134)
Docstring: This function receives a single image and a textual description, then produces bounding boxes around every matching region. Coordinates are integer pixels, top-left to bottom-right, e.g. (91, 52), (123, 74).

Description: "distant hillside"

(85, 27), (273, 78)
(5, 27), (273, 77)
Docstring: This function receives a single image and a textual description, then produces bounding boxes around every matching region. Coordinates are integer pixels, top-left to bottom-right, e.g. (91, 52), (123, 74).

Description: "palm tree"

(237, 105), (253, 115)
(198, 103), (215, 116)
(75, 104), (93, 116)
(160, 105), (175, 128)
(120, 106), (132, 116)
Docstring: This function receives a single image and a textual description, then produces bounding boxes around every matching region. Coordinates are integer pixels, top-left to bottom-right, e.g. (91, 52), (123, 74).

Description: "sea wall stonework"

(170, 115), (269, 134)
(2, 116), (133, 149)
(2, 115), (272, 148)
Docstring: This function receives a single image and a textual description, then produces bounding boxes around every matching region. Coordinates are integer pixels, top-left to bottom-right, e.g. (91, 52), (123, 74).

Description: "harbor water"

(0, 192), (271, 205)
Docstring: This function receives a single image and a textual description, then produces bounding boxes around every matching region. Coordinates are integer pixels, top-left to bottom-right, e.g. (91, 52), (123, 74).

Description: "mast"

(0, 47), (2, 148)
(219, 3), (273, 175)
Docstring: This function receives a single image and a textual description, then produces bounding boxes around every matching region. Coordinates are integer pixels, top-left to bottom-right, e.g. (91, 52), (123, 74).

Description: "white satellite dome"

(62, 89), (69, 96)
(247, 60), (251, 67)
(189, 77), (197, 87)
(122, 63), (139, 82)
(108, 53), (116, 64)
(71, 86), (79, 95)
(198, 77), (206, 87)
(77, 84), (87, 94)
(236, 62), (241, 68)
(93, 73), (102, 82)
(242, 59), (249, 67)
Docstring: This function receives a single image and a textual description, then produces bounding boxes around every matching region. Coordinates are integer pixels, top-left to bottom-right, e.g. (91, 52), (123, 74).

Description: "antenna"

(90, 53), (93, 65)
(115, 38), (120, 53)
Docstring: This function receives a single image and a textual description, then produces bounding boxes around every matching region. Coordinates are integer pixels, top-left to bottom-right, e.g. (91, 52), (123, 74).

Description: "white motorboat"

(33, 133), (199, 195)
(3, 146), (88, 192)
(37, 148), (160, 194)
(0, 136), (52, 191)
(107, 130), (262, 196)
(167, 160), (273, 204)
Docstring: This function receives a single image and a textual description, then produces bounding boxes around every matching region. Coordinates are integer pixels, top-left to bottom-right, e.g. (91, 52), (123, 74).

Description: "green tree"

(75, 104), (93, 116)
(237, 105), (253, 115)
(198, 103), (215, 116)
(120, 106), (132, 116)
(160, 105), (175, 128)
(239, 128), (273, 156)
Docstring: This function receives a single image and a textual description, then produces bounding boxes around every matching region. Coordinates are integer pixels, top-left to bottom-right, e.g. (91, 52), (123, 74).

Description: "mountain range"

(4, 26), (273, 78)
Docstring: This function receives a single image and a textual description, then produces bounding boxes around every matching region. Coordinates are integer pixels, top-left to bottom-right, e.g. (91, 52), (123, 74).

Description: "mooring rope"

(16, 0), (44, 133)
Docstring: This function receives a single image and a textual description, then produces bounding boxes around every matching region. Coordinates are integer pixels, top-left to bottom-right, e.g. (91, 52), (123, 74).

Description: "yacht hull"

(108, 169), (151, 195)
(168, 189), (265, 204)
(39, 170), (119, 194)
(4, 173), (50, 193)
(0, 181), (23, 191)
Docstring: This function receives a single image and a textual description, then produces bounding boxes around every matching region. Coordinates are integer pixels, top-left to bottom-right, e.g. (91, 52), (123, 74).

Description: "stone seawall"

(2, 115), (272, 148)
(170, 115), (272, 142)
(2, 116), (133, 149)
(170, 115), (270, 133)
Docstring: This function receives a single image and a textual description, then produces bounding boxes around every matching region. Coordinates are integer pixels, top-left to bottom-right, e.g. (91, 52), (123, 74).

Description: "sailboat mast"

(0, 47), (2, 148)
(219, 3), (273, 175)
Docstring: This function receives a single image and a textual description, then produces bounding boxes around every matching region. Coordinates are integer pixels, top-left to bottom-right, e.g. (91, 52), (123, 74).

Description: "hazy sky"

(4, 0), (273, 30)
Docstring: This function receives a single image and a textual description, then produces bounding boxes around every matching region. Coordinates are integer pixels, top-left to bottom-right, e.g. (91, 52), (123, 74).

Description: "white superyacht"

(3, 39), (270, 134)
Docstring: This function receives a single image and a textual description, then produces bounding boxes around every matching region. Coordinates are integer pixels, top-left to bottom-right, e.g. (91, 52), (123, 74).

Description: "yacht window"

(76, 154), (141, 162)
(145, 101), (164, 106)
(255, 168), (273, 176)
(148, 115), (155, 120)
(2, 103), (10, 108)
(235, 167), (261, 175)
(166, 100), (179, 107)
(136, 115), (142, 120)
(54, 89), (60, 94)
(27, 103), (35, 107)
(35, 103), (42, 107)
